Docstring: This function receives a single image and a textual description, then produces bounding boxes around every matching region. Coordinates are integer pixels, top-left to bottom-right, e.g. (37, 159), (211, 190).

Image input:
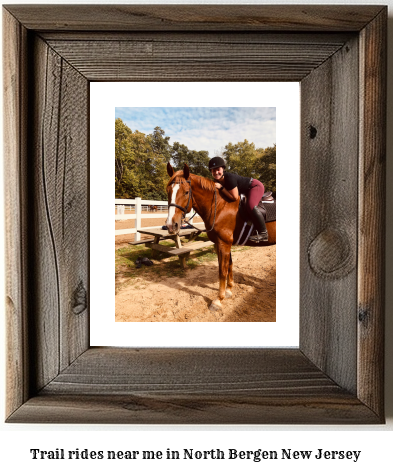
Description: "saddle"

(239, 191), (276, 223)
(235, 191), (276, 246)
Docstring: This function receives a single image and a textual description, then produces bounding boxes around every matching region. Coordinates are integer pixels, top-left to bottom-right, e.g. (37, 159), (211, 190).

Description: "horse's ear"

(167, 162), (174, 177)
(183, 163), (190, 180)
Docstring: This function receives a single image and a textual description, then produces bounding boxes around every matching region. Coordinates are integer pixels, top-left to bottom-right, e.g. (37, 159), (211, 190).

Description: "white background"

(1, 0), (392, 472)
(90, 82), (299, 347)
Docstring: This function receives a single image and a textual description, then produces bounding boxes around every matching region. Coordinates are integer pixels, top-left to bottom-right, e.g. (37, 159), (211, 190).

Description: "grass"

(115, 233), (218, 285)
(232, 244), (251, 252)
(115, 233), (253, 293)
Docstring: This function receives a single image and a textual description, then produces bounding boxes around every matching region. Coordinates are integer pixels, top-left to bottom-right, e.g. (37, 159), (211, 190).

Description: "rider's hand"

(215, 183), (223, 189)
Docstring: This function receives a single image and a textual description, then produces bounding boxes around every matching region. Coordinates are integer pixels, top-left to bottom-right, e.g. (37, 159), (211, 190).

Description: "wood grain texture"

(3, 8), (29, 418)
(7, 348), (379, 424)
(9, 392), (378, 425)
(45, 37), (348, 82)
(40, 31), (354, 44)
(28, 36), (89, 391)
(300, 36), (359, 394)
(3, 5), (386, 424)
(357, 9), (387, 417)
(3, 5), (384, 31)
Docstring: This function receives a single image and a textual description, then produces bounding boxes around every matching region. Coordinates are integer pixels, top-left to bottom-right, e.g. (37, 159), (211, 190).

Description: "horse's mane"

(167, 171), (215, 193)
(190, 174), (216, 193)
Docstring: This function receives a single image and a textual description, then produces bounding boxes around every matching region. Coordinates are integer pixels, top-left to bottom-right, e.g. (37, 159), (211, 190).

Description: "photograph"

(114, 107), (276, 322)
(2, 2), (388, 431)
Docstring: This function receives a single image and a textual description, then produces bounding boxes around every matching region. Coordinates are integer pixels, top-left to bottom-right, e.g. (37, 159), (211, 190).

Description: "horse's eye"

(185, 191), (189, 195)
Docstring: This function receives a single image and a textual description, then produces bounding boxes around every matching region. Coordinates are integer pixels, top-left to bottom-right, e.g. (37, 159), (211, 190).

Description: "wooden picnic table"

(132, 223), (215, 269)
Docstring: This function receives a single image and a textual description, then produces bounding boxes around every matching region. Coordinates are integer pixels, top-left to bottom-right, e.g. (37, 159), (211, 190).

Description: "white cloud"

(116, 107), (276, 157)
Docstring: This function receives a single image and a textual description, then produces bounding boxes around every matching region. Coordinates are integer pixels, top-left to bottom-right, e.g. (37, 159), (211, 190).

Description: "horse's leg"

(209, 242), (231, 311)
(226, 251), (234, 298)
(266, 221), (276, 244)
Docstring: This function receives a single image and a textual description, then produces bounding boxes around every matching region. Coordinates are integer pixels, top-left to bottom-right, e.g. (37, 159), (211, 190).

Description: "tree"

(223, 140), (276, 193)
(130, 130), (168, 200)
(115, 118), (141, 198)
(115, 117), (276, 200)
(223, 139), (258, 177)
(148, 126), (171, 163)
(171, 142), (210, 178)
(115, 119), (169, 200)
(255, 144), (276, 193)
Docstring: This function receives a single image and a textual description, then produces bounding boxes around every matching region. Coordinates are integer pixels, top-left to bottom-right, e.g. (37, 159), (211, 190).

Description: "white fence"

(115, 198), (196, 241)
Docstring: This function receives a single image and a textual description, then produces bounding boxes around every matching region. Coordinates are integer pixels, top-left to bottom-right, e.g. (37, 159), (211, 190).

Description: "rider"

(209, 156), (268, 242)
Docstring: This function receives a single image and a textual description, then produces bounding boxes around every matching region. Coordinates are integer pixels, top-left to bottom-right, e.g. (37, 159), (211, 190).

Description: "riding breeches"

(247, 179), (265, 212)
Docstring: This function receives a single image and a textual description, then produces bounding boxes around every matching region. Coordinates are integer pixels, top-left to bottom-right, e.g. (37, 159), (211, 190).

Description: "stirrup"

(249, 230), (268, 242)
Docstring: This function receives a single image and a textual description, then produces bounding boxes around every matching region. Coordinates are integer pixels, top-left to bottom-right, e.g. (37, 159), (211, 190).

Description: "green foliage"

(115, 118), (139, 198)
(224, 141), (276, 193)
(115, 118), (276, 199)
(115, 120), (168, 200)
(224, 139), (258, 178)
(255, 145), (276, 194)
(171, 142), (211, 178)
(148, 126), (172, 162)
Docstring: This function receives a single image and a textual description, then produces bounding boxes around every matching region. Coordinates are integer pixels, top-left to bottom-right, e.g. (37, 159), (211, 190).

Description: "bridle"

(168, 179), (193, 219)
(168, 178), (217, 232)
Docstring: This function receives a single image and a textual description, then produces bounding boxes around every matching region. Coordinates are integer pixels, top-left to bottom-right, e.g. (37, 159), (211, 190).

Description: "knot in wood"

(72, 281), (87, 315)
(308, 228), (355, 279)
(358, 307), (370, 327)
(309, 125), (317, 139)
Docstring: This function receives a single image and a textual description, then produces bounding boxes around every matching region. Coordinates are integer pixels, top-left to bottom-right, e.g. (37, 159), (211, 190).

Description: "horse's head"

(166, 163), (192, 234)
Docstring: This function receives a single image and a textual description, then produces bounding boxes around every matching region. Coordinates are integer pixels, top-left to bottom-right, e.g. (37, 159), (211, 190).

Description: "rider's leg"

(248, 206), (268, 242)
(247, 180), (268, 242)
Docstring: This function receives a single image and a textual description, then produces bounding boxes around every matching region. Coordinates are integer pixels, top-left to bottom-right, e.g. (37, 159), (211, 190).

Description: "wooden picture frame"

(3, 5), (386, 424)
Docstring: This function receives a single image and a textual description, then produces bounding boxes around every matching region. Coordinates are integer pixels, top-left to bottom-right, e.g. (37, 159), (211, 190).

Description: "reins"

(168, 177), (217, 233)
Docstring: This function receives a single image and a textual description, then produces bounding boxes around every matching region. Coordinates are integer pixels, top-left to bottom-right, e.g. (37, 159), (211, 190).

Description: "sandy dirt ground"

(115, 215), (276, 322)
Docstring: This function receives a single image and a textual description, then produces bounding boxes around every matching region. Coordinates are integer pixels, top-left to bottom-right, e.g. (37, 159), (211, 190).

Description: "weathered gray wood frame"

(3, 5), (386, 424)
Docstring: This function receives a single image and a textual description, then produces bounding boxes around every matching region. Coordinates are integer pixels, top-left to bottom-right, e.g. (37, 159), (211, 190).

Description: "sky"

(115, 107), (275, 157)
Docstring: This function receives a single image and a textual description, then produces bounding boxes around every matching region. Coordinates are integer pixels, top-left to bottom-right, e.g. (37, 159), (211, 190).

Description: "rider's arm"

(215, 182), (238, 201)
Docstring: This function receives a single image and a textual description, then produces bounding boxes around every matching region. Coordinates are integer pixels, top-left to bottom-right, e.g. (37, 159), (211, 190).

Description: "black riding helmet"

(209, 156), (226, 170)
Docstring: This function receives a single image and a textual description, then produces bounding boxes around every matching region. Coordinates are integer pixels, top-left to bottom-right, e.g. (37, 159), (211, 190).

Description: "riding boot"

(248, 206), (268, 242)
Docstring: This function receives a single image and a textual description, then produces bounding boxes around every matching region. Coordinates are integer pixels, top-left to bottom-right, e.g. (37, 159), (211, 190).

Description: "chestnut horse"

(166, 163), (276, 311)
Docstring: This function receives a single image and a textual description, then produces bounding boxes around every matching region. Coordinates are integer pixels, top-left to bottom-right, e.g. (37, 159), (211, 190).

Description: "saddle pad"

(258, 200), (276, 223)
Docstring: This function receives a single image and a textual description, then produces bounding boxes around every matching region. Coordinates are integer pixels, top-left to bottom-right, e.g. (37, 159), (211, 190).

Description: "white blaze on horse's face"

(166, 183), (180, 232)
